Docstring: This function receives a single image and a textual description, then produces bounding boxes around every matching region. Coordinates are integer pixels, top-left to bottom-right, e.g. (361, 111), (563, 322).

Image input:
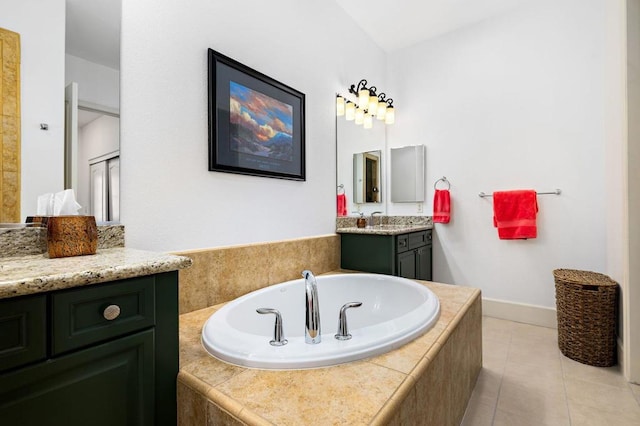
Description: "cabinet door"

(416, 245), (432, 281)
(0, 329), (154, 426)
(397, 251), (416, 279)
(341, 234), (396, 274)
(0, 295), (46, 373)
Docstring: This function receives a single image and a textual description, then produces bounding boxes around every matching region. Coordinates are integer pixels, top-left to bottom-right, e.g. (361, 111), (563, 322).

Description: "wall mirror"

(336, 100), (386, 214)
(64, 0), (121, 222)
(390, 145), (426, 203)
(2, 0), (121, 222)
(353, 150), (381, 203)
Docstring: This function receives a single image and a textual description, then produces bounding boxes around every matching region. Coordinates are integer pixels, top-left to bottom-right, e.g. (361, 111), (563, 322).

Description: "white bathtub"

(201, 273), (440, 369)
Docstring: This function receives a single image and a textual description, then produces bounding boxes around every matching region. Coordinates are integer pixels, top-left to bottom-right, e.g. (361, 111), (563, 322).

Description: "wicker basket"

(553, 269), (618, 367)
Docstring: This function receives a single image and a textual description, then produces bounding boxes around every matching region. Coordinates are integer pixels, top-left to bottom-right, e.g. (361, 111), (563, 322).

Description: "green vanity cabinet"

(341, 229), (433, 280)
(0, 271), (179, 426)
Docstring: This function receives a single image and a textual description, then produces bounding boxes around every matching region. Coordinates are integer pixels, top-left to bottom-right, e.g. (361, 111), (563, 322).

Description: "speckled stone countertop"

(0, 223), (126, 258)
(336, 224), (432, 235)
(336, 215), (433, 235)
(0, 247), (192, 299)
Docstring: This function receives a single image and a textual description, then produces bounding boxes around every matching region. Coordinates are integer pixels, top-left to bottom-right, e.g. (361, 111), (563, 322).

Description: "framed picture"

(208, 49), (305, 181)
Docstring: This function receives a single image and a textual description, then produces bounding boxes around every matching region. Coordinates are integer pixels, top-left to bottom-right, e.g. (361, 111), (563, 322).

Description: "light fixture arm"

(349, 79), (368, 96)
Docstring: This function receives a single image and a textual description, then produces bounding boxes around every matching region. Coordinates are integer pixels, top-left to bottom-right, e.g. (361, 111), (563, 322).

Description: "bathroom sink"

(201, 273), (440, 369)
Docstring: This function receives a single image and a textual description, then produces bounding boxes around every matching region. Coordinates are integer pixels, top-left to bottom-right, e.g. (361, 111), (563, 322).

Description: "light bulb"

(336, 96), (345, 116)
(385, 106), (395, 124)
(345, 102), (355, 121)
(364, 114), (373, 129)
(358, 89), (369, 108)
(376, 101), (386, 120)
(355, 107), (365, 125)
(368, 95), (378, 114)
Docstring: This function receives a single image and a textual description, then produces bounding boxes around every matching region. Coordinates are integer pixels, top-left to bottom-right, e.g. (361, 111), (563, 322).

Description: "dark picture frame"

(208, 49), (305, 181)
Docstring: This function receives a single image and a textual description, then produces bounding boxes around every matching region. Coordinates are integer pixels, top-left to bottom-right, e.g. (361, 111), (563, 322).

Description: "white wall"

(0, 0), (65, 218)
(120, 0), (386, 251)
(77, 115), (119, 213)
(387, 0), (617, 308)
(65, 54), (119, 111)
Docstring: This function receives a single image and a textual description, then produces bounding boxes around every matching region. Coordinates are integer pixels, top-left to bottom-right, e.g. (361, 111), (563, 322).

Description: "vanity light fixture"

(363, 113), (373, 129)
(335, 79), (395, 128)
(336, 95), (345, 116)
(345, 101), (356, 121)
(385, 100), (395, 125)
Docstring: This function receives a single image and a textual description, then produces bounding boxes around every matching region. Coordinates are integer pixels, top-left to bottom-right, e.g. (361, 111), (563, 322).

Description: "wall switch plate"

(417, 203), (423, 213)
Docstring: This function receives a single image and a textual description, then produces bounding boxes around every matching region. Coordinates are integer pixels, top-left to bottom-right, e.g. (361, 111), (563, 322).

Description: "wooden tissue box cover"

(47, 216), (98, 258)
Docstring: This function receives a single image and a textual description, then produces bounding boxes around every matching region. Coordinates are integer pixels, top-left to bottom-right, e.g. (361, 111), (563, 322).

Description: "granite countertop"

(336, 224), (432, 235)
(0, 247), (192, 299)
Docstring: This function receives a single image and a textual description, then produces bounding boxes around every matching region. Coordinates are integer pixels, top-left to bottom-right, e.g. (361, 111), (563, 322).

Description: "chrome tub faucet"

(302, 270), (321, 344)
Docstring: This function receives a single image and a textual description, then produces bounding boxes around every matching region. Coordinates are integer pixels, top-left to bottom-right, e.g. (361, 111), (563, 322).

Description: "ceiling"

(334, 0), (530, 52)
(64, 0), (530, 73)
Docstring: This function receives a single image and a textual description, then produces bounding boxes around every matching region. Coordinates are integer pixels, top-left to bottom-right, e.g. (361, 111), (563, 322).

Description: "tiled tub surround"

(0, 223), (125, 258)
(178, 279), (482, 425)
(174, 234), (340, 314)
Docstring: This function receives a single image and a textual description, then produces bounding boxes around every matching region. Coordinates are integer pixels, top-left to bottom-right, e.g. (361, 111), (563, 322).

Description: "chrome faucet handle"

(256, 308), (288, 346)
(370, 211), (383, 227)
(335, 302), (363, 340)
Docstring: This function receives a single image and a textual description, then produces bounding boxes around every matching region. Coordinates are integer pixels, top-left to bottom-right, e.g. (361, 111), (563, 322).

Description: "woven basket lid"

(553, 269), (618, 287)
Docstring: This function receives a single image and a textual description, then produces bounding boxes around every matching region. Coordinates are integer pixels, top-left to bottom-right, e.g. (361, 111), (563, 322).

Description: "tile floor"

(461, 316), (640, 426)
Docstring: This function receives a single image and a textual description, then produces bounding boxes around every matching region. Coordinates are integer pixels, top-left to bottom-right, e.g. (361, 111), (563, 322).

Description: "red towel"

(493, 190), (538, 239)
(337, 193), (347, 217)
(433, 189), (451, 223)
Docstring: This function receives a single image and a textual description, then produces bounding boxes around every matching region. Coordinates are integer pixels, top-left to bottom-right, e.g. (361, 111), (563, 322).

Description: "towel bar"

(478, 189), (561, 198)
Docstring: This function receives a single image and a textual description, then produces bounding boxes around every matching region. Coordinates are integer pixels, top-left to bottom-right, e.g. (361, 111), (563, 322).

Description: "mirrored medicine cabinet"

(390, 145), (426, 203)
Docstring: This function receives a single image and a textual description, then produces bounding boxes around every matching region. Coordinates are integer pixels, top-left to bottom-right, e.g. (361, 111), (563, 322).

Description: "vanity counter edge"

(0, 247), (192, 300)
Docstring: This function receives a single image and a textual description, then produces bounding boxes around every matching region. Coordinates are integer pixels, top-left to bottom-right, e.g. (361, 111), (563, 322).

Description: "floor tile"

(463, 316), (639, 425)
(631, 382), (640, 405)
(560, 355), (629, 389)
(496, 374), (570, 425)
(568, 399), (640, 426)
(493, 408), (570, 426)
(482, 340), (509, 372)
(482, 317), (514, 344)
(468, 368), (502, 407)
(564, 377), (640, 422)
(461, 399), (495, 426)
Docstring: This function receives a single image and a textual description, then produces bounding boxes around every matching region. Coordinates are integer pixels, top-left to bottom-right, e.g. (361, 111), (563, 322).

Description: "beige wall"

(627, 0), (640, 383)
(174, 234), (340, 314)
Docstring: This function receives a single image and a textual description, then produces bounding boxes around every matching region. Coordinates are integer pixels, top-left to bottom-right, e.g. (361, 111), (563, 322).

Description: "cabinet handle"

(399, 240), (407, 247)
(103, 304), (121, 321)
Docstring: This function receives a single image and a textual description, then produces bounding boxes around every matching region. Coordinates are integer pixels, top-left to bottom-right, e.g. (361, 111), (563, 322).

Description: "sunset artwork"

(229, 81), (294, 162)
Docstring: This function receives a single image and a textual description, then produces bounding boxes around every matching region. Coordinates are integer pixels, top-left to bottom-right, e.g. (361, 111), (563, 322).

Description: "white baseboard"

(618, 337), (625, 375)
(482, 297), (557, 329)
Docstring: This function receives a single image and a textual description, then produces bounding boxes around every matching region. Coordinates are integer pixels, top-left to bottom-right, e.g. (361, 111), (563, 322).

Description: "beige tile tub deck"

(178, 279), (482, 425)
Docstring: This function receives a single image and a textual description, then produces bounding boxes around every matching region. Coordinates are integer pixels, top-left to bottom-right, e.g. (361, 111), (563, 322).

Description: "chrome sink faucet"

(302, 270), (321, 344)
(371, 211), (383, 227)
